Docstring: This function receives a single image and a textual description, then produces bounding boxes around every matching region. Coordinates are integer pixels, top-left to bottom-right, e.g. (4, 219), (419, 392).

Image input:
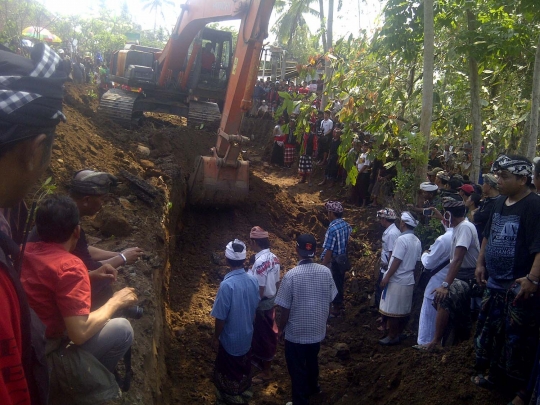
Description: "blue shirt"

(210, 269), (260, 356)
(321, 218), (352, 260)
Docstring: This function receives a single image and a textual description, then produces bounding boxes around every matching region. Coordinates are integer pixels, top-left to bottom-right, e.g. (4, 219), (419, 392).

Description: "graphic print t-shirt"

(484, 192), (540, 281)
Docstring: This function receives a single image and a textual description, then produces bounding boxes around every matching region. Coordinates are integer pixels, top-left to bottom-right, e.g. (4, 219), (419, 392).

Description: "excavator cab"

(184, 28), (233, 102)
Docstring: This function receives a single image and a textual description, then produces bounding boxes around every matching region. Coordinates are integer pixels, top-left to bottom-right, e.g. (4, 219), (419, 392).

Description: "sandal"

(507, 390), (527, 405)
(252, 376), (271, 385)
(471, 374), (495, 390)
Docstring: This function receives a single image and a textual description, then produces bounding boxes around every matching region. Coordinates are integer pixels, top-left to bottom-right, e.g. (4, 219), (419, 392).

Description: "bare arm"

(64, 287), (137, 345)
(278, 307), (290, 334)
(381, 257), (402, 288)
(322, 250), (333, 268)
(90, 246), (144, 269)
(443, 246), (467, 286)
(515, 252), (540, 301)
(214, 318), (225, 339)
(475, 237), (488, 285)
(258, 286), (265, 299)
(88, 246), (117, 261)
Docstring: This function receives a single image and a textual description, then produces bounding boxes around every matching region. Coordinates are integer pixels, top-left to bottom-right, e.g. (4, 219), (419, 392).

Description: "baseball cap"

(458, 184), (474, 195)
(296, 234), (316, 257)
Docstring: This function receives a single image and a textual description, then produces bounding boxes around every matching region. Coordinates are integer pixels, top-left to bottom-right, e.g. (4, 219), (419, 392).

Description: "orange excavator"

(99, 0), (275, 205)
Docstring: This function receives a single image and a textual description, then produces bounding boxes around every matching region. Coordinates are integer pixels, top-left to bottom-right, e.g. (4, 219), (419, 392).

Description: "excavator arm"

(167, 0), (275, 205)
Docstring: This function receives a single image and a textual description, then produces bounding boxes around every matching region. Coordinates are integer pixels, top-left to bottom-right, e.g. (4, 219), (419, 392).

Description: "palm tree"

(141, 0), (175, 34)
(273, 0), (320, 50)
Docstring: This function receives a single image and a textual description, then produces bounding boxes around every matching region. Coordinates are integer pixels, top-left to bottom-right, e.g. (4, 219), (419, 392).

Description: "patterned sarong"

(439, 279), (472, 341)
(298, 155), (312, 174)
(213, 344), (252, 404)
(284, 145), (296, 165)
(474, 286), (540, 385)
(251, 307), (278, 362)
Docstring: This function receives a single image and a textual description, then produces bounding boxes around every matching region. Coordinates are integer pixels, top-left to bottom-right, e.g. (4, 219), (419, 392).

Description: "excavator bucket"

(188, 156), (249, 206)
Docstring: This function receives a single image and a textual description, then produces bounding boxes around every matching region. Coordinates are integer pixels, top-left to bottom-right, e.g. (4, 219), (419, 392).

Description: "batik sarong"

(251, 306), (278, 362)
(213, 344), (252, 404)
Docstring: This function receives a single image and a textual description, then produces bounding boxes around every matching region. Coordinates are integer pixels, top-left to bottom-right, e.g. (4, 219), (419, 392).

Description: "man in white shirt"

(374, 209), (401, 309)
(421, 197), (479, 351)
(379, 212), (422, 345)
(416, 227), (453, 346)
(247, 226), (280, 384)
(318, 110), (333, 165)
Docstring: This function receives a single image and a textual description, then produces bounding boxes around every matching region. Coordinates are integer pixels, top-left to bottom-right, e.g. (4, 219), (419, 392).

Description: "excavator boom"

(168, 0), (275, 205)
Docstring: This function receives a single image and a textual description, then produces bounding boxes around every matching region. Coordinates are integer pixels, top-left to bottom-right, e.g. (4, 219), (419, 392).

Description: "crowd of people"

(3, 44), (540, 405)
(371, 155), (540, 405)
(210, 201), (349, 405)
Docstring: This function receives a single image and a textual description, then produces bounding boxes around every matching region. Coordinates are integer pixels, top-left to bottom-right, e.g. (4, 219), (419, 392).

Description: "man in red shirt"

(21, 195), (138, 372)
(0, 44), (69, 405)
(201, 42), (216, 73)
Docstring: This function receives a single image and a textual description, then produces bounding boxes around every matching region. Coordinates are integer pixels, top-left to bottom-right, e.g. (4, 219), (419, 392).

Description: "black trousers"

(285, 340), (321, 405)
(331, 263), (344, 306)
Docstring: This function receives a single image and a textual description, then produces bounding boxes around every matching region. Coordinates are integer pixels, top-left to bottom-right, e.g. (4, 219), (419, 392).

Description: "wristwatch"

(441, 282), (449, 289)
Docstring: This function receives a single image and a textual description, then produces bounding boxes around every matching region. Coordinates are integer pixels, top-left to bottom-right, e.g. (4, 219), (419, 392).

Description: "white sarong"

(379, 282), (414, 318)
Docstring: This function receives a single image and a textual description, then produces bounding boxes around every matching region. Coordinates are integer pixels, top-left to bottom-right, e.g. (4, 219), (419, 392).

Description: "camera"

(117, 306), (144, 319)
(423, 208), (433, 217)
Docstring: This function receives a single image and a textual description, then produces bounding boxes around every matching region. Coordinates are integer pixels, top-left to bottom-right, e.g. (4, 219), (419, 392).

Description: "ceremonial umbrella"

(22, 26), (62, 43)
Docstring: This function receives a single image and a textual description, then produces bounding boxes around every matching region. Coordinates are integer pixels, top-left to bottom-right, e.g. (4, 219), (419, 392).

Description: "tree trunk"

(321, 0), (334, 112)
(526, 33), (540, 160)
(318, 0), (327, 53)
(417, 0), (434, 182)
(468, 10), (482, 183)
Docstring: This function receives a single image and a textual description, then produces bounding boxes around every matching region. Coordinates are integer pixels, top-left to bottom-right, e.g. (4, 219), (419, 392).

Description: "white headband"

(401, 211), (419, 228)
(225, 239), (247, 260)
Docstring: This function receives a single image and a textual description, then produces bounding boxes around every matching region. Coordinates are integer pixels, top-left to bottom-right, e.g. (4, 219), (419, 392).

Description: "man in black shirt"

(472, 173), (499, 241)
(473, 156), (540, 405)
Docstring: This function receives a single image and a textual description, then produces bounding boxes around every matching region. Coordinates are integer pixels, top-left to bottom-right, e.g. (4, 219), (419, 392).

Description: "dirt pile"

(48, 83), (505, 405)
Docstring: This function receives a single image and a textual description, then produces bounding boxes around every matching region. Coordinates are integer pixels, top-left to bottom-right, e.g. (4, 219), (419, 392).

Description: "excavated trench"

(55, 84), (507, 405)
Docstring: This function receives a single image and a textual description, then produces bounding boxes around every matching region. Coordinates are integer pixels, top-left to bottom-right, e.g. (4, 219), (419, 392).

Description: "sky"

(37, 0), (384, 42)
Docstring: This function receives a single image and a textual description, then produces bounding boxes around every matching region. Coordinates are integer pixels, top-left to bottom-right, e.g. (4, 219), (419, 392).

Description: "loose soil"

(46, 83), (505, 405)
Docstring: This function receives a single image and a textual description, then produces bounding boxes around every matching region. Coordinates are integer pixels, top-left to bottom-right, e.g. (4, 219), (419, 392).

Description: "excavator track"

(99, 89), (140, 127)
(188, 101), (221, 126)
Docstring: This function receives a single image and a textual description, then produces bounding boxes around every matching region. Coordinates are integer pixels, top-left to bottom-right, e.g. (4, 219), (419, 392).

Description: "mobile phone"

(423, 208), (433, 216)
(510, 283), (521, 296)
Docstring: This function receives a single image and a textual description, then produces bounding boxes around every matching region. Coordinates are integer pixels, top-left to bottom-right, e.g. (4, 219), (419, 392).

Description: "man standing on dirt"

(276, 234), (337, 405)
(321, 201), (352, 317)
(472, 155), (540, 405)
(247, 226), (280, 385)
(379, 212), (422, 346)
(374, 208), (401, 333)
(211, 239), (259, 405)
(317, 110), (333, 165)
(0, 43), (68, 405)
(421, 197), (479, 352)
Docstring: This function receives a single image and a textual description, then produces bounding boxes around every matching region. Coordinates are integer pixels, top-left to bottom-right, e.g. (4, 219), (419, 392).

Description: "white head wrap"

(225, 239), (247, 260)
(401, 211), (419, 228)
(420, 182), (438, 192)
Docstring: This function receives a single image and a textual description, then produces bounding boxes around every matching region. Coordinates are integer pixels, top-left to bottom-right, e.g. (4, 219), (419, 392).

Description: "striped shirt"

(321, 218), (352, 261)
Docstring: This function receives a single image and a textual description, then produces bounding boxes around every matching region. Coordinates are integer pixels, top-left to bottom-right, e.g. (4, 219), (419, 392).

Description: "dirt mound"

(47, 83), (505, 405)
